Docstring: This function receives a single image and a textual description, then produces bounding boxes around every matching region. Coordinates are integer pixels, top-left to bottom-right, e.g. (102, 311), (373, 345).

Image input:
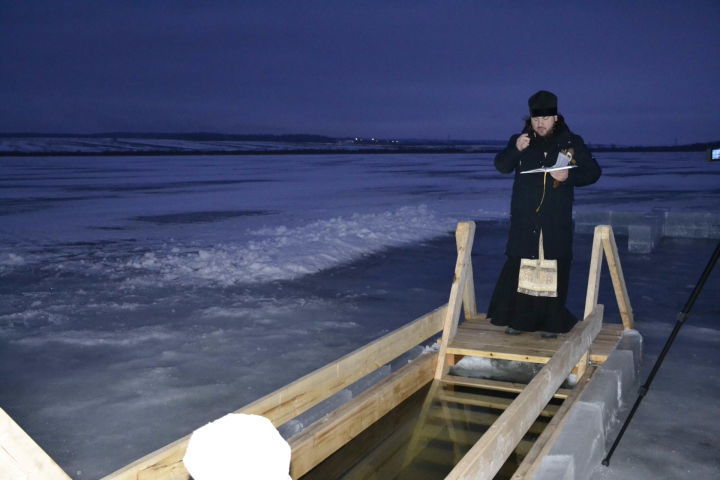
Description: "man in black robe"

(488, 90), (601, 337)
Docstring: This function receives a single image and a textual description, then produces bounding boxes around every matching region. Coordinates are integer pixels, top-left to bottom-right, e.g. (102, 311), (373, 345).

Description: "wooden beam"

(441, 375), (571, 400)
(435, 221), (476, 379)
(0, 407), (71, 480)
(446, 343), (555, 364)
(584, 226), (605, 320)
(601, 226), (634, 329)
(426, 406), (550, 436)
(288, 352), (437, 479)
(444, 305), (604, 480)
(437, 391), (559, 418)
(458, 227), (479, 320)
(240, 305), (445, 426)
(102, 305), (446, 480)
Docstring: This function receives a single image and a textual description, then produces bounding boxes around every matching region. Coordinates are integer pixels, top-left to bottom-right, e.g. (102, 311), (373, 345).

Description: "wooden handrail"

(0, 408), (72, 480)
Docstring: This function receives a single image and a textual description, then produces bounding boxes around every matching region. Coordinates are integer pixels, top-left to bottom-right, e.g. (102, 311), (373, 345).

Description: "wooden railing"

(0, 407), (71, 480)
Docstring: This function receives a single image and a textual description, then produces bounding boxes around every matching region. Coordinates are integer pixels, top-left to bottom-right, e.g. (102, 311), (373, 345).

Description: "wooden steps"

(441, 374), (571, 399)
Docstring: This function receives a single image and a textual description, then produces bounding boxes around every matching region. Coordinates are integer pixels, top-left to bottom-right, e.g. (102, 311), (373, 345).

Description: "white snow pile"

(451, 355), (578, 387)
(183, 413), (291, 480)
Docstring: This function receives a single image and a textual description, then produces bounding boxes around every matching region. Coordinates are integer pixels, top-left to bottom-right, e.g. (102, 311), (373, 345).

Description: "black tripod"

(602, 239), (720, 466)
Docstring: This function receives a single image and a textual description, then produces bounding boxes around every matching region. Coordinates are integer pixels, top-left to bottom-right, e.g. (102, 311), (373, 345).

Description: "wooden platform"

(448, 314), (625, 366)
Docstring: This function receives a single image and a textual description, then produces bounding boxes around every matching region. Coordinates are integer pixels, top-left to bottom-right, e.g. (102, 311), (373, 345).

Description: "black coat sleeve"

(566, 134), (601, 187)
(494, 134), (524, 174)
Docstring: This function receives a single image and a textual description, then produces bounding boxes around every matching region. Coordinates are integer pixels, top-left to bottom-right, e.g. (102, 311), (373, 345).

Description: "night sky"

(2, 1), (719, 145)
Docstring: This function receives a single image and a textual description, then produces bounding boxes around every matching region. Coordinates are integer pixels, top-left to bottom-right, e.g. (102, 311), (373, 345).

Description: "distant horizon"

(1, 130), (719, 149)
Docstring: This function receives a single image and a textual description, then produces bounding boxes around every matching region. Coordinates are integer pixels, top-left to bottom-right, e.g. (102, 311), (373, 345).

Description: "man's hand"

(550, 169), (569, 182)
(515, 133), (530, 151)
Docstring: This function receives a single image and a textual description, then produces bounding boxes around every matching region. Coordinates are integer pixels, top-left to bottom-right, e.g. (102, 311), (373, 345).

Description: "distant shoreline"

(1, 133), (717, 157)
(1, 144), (717, 157)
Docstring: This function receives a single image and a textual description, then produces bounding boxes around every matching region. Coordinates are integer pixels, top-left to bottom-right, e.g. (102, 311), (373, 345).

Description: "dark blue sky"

(2, 1), (719, 145)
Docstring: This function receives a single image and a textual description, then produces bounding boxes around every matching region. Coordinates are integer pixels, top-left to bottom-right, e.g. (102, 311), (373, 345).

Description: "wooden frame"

(585, 225), (634, 329)
(0, 408), (71, 480)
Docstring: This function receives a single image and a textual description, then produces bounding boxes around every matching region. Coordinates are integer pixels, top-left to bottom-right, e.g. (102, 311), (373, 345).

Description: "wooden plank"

(288, 352), (437, 478)
(444, 305), (604, 480)
(458, 320), (621, 341)
(451, 334), (561, 354)
(584, 225), (606, 319)
(578, 225), (613, 377)
(427, 406), (549, 436)
(591, 350), (618, 362)
(102, 305), (446, 480)
(446, 344), (555, 364)
(601, 226), (635, 329)
(451, 331), (618, 354)
(449, 315), (622, 367)
(441, 375), (571, 400)
(241, 305), (445, 426)
(452, 329), (562, 347)
(0, 407), (72, 480)
(435, 221), (476, 379)
(446, 349), (551, 364)
(438, 391), (559, 418)
(458, 228), (478, 321)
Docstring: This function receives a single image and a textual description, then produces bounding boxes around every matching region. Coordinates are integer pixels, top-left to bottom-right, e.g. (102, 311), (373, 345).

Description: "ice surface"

(534, 455), (575, 480)
(547, 402), (606, 479)
(1, 151), (718, 478)
(580, 369), (621, 431)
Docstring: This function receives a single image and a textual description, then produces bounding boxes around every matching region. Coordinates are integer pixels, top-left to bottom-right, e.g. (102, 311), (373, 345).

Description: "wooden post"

(458, 228), (479, 320)
(601, 226), (634, 329)
(444, 305), (604, 480)
(0, 408), (71, 480)
(576, 225), (606, 378)
(584, 225), (606, 319)
(434, 221), (476, 379)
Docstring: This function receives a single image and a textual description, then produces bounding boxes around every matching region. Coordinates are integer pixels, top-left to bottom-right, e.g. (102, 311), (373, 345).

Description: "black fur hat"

(528, 90), (557, 117)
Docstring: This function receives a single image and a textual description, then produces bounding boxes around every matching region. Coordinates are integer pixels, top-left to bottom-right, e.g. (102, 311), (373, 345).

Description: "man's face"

(531, 115), (558, 137)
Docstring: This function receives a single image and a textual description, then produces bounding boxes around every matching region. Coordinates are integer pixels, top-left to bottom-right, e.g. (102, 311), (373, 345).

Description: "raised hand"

(515, 133), (530, 151)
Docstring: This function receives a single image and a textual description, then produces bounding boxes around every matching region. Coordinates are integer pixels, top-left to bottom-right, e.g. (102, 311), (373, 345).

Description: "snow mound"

(183, 413), (291, 480)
